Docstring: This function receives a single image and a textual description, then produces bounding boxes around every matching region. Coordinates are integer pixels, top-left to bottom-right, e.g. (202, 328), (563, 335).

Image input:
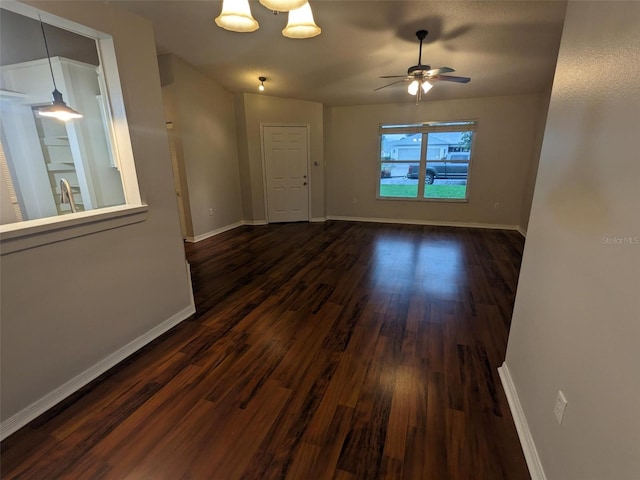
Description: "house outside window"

(378, 121), (477, 201)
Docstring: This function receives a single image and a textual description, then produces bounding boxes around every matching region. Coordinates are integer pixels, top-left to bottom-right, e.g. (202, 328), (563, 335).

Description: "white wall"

(326, 94), (548, 228)
(159, 54), (243, 239)
(504, 2), (640, 479)
(236, 93), (325, 222)
(0, 1), (193, 428)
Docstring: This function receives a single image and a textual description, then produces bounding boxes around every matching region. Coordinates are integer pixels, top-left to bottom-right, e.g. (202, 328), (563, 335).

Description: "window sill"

(0, 204), (148, 255)
(376, 196), (469, 203)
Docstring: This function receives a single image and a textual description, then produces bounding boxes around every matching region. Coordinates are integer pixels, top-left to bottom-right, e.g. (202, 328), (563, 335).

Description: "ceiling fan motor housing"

(407, 65), (431, 76)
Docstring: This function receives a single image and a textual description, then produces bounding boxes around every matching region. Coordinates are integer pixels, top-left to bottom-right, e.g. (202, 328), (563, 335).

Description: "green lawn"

(379, 184), (467, 199)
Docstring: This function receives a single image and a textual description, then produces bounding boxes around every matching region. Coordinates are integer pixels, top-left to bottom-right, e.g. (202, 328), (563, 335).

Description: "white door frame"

(166, 122), (188, 239)
(260, 123), (312, 223)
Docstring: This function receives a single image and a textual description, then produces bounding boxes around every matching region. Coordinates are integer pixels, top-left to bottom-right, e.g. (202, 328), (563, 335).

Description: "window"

(0, 3), (141, 232)
(378, 121), (477, 201)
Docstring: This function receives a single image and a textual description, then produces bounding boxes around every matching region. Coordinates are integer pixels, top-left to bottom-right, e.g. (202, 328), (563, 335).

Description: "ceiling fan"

(375, 30), (470, 102)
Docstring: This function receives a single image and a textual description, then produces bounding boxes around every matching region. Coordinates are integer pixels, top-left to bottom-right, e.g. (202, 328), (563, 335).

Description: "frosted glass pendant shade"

(282, 2), (321, 39)
(259, 0), (307, 12)
(421, 80), (433, 94)
(407, 80), (420, 95)
(215, 0), (259, 32)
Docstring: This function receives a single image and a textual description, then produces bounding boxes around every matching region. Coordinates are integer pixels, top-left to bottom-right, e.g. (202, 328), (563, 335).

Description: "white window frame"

(377, 121), (478, 202)
(0, 1), (146, 254)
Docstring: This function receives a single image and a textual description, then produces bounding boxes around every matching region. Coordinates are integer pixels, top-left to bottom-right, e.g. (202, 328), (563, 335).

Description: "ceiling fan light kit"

(407, 79), (420, 96)
(376, 29), (470, 104)
(215, 0), (260, 32)
(216, 0), (320, 38)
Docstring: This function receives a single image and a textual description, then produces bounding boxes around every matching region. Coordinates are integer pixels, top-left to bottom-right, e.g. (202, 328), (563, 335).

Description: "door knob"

(303, 182), (307, 186)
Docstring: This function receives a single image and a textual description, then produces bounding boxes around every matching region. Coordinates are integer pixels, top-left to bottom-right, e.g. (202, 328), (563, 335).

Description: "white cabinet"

(0, 56), (125, 222)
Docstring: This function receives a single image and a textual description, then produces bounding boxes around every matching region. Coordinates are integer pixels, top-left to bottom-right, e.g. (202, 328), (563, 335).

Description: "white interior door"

(263, 126), (309, 223)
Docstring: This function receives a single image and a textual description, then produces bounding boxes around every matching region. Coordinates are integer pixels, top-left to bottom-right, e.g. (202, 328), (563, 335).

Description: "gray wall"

(0, 8), (99, 67)
(159, 54), (243, 239)
(519, 86), (552, 233)
(236, 93), (325, 222)
(1, 2), (193, 422)
(325, 94), (548, 228)
(505, 2), (640, 479)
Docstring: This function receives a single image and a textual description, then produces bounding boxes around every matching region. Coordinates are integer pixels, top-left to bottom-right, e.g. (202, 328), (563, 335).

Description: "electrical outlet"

(554, 390), (568, 424)
(352, 198), (358, 204)
(208, 208), (213, 216)
(494, 202), (500, 209)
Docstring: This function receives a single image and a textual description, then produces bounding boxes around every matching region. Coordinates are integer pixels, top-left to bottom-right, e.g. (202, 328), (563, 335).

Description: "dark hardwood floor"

(1, 221), (530, 479)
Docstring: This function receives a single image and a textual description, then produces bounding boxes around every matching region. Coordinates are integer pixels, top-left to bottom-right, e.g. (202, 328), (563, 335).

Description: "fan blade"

(379, 75), (409, 79)
(431, 75), (471, 83)
(374, 79), (409, 91)
(425, 67), (455, 76)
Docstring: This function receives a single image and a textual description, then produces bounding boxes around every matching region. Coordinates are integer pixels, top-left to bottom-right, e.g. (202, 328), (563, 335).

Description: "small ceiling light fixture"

(259, 0), (307, 13)
(215, 0), (259, 32)
(282, 2), (321, 39)
(258, 76), (266, 91)
(37, 17), (82, 122)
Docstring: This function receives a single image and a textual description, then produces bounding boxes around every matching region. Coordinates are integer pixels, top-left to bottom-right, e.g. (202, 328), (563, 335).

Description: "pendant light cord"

(39, 15), (58, 91)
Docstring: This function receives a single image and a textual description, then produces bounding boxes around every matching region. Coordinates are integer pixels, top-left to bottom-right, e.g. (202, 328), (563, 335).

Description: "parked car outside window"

(407, 152), (470, 184)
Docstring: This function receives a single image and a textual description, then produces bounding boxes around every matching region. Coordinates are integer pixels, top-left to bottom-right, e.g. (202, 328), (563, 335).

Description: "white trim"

(327, 215), (521, 232)
(185, 221), (244, 243)
(183, 217), (520, 243)
(498, 363), (547, 480)
(1, 205), (148, 255)
(517, 226), (527, 237)
(184, 220), (273, 243)
(243, 219), (268, 226)
(0, 303), (195, 441)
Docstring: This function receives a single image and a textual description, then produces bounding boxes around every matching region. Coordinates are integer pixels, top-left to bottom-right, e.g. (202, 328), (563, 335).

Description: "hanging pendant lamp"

(37, 18), (82, 122)
(215, 0), (259, 32)
(282, 2), (321, 39)
(259, 0), (307, 13)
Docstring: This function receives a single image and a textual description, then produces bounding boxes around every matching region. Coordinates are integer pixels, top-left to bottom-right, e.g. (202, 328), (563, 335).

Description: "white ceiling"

(116, 0), (567, 106)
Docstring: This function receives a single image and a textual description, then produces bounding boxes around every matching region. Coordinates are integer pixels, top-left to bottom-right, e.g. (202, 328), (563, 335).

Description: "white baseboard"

(243, 220), (268, 226)
(327, 215), (521, 232)
(498, 362), (547, 480)
(185, 217), (526, 243)
(186, 221), (244, 243)
(0, 303), (196, 441)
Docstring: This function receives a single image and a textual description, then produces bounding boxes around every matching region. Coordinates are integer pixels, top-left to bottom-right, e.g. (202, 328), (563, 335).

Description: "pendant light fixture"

(258, 76), (266, 91)
(214, 0), (321, 38)
(37, 17), (82, 122)
(282, 2), (321, 39)
(215, 0), (259, 32)
(259, 0), (307, 13)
